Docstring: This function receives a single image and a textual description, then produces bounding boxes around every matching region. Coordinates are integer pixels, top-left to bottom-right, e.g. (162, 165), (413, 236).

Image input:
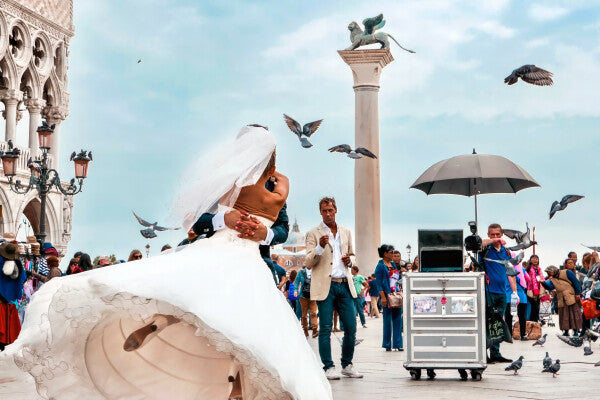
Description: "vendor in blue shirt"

(479, 223), (518, 364)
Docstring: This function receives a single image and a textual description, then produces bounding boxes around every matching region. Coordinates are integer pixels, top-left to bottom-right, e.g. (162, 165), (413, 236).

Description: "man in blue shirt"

(480, 223), (517, 364)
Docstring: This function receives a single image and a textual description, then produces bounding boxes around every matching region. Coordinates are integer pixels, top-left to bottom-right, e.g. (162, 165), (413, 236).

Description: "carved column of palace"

(42, 106), (68, 169)
(1, 90), (23, 143)
(25, 99), (46, 155)
(338, 49), (393, 275)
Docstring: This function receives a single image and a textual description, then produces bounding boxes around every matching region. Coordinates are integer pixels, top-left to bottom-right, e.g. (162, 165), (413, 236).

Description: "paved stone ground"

(2, 315), (599, 399)
(317, 315), (600, 400)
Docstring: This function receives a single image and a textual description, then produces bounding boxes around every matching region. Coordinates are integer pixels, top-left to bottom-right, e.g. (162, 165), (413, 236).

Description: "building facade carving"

(0, 0), (73, 256)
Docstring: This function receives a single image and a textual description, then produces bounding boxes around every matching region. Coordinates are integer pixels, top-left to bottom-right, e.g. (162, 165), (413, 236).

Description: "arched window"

(285, 260), (292, 267)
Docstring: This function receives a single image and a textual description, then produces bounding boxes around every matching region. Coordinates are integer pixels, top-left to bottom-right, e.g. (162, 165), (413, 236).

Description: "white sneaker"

(341, 364), (363, 378)
(325, 367), (341, 380)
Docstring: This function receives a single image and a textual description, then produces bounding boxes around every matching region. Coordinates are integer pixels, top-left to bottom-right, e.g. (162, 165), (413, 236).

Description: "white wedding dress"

(0, 212), (332, 400)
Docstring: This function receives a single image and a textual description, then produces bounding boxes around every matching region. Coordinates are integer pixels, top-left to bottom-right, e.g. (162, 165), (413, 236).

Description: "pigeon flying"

(283, 114), (323, 148)
(132, 210), (180, 239)
(504, 65), (553, 86)
(542, 359), (560, 377)
(549, 195), (584, 219)
(543, 352), (552, 369)
(328, 144), (377, 159)
(532, 333), (547, 347)
(505, 356), (524, 375)
(504, 223), (537, 251)
(582, 244), (600, 252)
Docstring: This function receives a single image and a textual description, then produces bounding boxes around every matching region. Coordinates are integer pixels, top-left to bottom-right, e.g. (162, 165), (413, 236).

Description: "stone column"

(25, 98), (46, 156)
(338, 49), (393, 275)
(42, 106), (68, 170)
(1, 90), (23, 143)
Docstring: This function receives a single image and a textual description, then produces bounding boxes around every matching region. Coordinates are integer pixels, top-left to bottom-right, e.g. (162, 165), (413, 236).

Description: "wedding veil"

(171, 125), (276, 232)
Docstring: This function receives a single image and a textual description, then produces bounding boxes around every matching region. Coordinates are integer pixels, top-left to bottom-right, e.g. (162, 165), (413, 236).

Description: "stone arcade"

(0, 0), (74, 255)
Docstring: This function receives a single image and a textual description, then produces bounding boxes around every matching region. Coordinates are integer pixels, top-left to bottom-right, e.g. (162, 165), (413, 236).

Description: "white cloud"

(525, 37), (550, 48)
(529, 4), (569, 21)
(474, 20), (515, 38)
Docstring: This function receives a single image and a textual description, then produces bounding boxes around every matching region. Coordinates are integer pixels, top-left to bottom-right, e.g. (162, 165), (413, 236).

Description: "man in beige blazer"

(305, 197), (362, 380)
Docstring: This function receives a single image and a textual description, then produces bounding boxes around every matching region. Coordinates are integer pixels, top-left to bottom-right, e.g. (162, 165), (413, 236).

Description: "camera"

(464, 221), (482, 252)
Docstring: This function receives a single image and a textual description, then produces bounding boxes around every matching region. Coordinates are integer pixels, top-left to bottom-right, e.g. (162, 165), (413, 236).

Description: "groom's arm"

(270, 203), (289, 246)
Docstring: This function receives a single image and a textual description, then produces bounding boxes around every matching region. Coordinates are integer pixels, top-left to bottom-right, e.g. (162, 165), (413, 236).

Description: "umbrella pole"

(474, 192), (478, 229)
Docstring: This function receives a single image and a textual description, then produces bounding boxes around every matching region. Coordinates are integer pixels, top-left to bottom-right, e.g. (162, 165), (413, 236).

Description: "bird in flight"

(283, 114), (323, 148)
(549, 195), (584, 219)
(137, 59), (142, 64)
(132, 211), (180, 239)
(504, 223), (537, 251)
(583, 244), (600, 252)
(504, 65), (553, 86)
(328, 144), (377, 159)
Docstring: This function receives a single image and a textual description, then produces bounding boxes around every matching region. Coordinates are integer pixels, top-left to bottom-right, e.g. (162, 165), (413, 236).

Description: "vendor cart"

(403, 271), (487, 381)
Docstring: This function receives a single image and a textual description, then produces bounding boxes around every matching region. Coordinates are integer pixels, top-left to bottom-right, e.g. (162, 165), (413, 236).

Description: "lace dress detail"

(2, 214), (331, 400)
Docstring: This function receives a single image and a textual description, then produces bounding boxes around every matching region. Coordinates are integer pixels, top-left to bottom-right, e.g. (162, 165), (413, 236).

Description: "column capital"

(338, 49), (394, 88)
(0, 89), (23, 104)
(24, 98), (47, 113)
(42, 105), (68, 124)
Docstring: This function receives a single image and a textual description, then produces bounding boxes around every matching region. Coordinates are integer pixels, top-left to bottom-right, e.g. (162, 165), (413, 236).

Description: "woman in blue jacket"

(374, 244), (403, 351)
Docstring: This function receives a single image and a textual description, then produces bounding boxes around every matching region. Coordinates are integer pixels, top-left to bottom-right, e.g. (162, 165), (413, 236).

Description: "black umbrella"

(410, 149), (540, 226)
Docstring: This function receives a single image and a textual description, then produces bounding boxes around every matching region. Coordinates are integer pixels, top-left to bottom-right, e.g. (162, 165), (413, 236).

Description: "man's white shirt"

(315, 222), (346, 278)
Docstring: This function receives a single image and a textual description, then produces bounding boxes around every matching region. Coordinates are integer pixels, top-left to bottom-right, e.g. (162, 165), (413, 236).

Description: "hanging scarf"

(526, 265), (543, 295)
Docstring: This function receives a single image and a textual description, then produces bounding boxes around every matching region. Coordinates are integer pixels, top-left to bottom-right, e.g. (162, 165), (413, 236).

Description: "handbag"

(386, 291), (403, 309)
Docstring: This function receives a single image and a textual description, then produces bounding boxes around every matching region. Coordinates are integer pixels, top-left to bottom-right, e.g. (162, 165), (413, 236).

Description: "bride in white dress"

(0, 125), (332, 400)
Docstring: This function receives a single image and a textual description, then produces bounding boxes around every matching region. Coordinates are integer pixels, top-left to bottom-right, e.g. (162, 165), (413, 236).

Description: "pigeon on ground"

(532, 334), (547, 347)
(504, 223), (537, 251)
(328, 144), (377, 159)
(132, 211), (180, 239)
(584, 341), (593, 356)
(504, 65), (553, 86)
(542, 359), (560, 377)
(283, 114), (323, 148)
(505, 356), (524, 375)
(336, 336), (363, 346)
(595, 360), (600, 367)
(543, 352), (552, 369)
(556, 333), (584, 347)
(582, 244), (600, 252)
(549, 195), (584, 219)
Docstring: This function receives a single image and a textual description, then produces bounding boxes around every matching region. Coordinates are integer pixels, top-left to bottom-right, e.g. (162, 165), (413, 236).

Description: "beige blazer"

(304, 223), (356, 301)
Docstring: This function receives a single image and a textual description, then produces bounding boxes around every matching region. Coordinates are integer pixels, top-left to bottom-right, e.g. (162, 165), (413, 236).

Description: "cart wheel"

(426, 369), (436, 380)
(470, 369), (483, 381)
(458, 369), (468, 381)
(410, 369), (422, 380)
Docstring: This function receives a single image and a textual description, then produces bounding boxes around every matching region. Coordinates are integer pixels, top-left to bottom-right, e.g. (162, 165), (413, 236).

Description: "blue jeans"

(382, 306), (403, 349)
(317, 281), (357, 370)
(354, 297), (366, 326)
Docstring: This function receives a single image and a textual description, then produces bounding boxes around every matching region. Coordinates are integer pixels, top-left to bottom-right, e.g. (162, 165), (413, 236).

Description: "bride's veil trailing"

(171, 125), (276, 232)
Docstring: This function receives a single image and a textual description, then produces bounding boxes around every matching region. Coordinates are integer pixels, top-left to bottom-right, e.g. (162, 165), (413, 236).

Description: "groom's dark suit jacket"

(191, 180), (289, 284)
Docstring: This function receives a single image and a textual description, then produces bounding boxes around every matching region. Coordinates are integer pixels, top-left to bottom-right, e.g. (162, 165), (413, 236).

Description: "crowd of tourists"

(2, 220), (599, 379)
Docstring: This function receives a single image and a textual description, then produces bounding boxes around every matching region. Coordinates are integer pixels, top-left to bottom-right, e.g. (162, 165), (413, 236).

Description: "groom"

(190, 176), (289, 284)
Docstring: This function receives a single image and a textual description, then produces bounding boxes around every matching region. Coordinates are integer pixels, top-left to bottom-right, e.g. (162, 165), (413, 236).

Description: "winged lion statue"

(345, 14), (415, 53)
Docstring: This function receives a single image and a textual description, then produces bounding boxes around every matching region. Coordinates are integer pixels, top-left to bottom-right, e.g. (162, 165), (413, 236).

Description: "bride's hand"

(235, 212), (268, 242)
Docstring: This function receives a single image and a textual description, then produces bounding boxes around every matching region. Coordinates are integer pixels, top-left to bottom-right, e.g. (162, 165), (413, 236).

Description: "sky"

(19, 0), (600, 267)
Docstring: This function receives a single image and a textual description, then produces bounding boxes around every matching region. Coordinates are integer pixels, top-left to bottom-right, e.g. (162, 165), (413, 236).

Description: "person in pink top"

(525, 255), (544, 322)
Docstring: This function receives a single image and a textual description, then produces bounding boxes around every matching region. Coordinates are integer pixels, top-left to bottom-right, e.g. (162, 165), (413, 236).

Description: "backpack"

(288, 283), (297, 301)
(301, 269), (311, 298)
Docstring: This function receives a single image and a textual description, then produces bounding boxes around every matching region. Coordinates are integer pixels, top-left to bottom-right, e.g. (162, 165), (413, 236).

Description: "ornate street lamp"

(406, 244), (412, 263)
(145, 243), (150, 258)
(0, 121), (92, 246)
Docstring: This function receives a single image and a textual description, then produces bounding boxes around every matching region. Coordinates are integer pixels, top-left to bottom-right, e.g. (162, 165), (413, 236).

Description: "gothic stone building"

(0, 0), (74, 255)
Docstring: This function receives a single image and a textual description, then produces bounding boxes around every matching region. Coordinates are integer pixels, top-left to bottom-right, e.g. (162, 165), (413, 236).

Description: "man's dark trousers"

(487, 291), (507, 358)
(317, 281), (356, 370)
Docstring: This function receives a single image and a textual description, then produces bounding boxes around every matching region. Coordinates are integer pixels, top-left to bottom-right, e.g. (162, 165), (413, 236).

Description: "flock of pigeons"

(283, 114), (378, 159)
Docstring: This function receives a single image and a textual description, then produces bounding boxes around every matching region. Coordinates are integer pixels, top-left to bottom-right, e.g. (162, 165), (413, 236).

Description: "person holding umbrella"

(480, 223), (517, 363)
